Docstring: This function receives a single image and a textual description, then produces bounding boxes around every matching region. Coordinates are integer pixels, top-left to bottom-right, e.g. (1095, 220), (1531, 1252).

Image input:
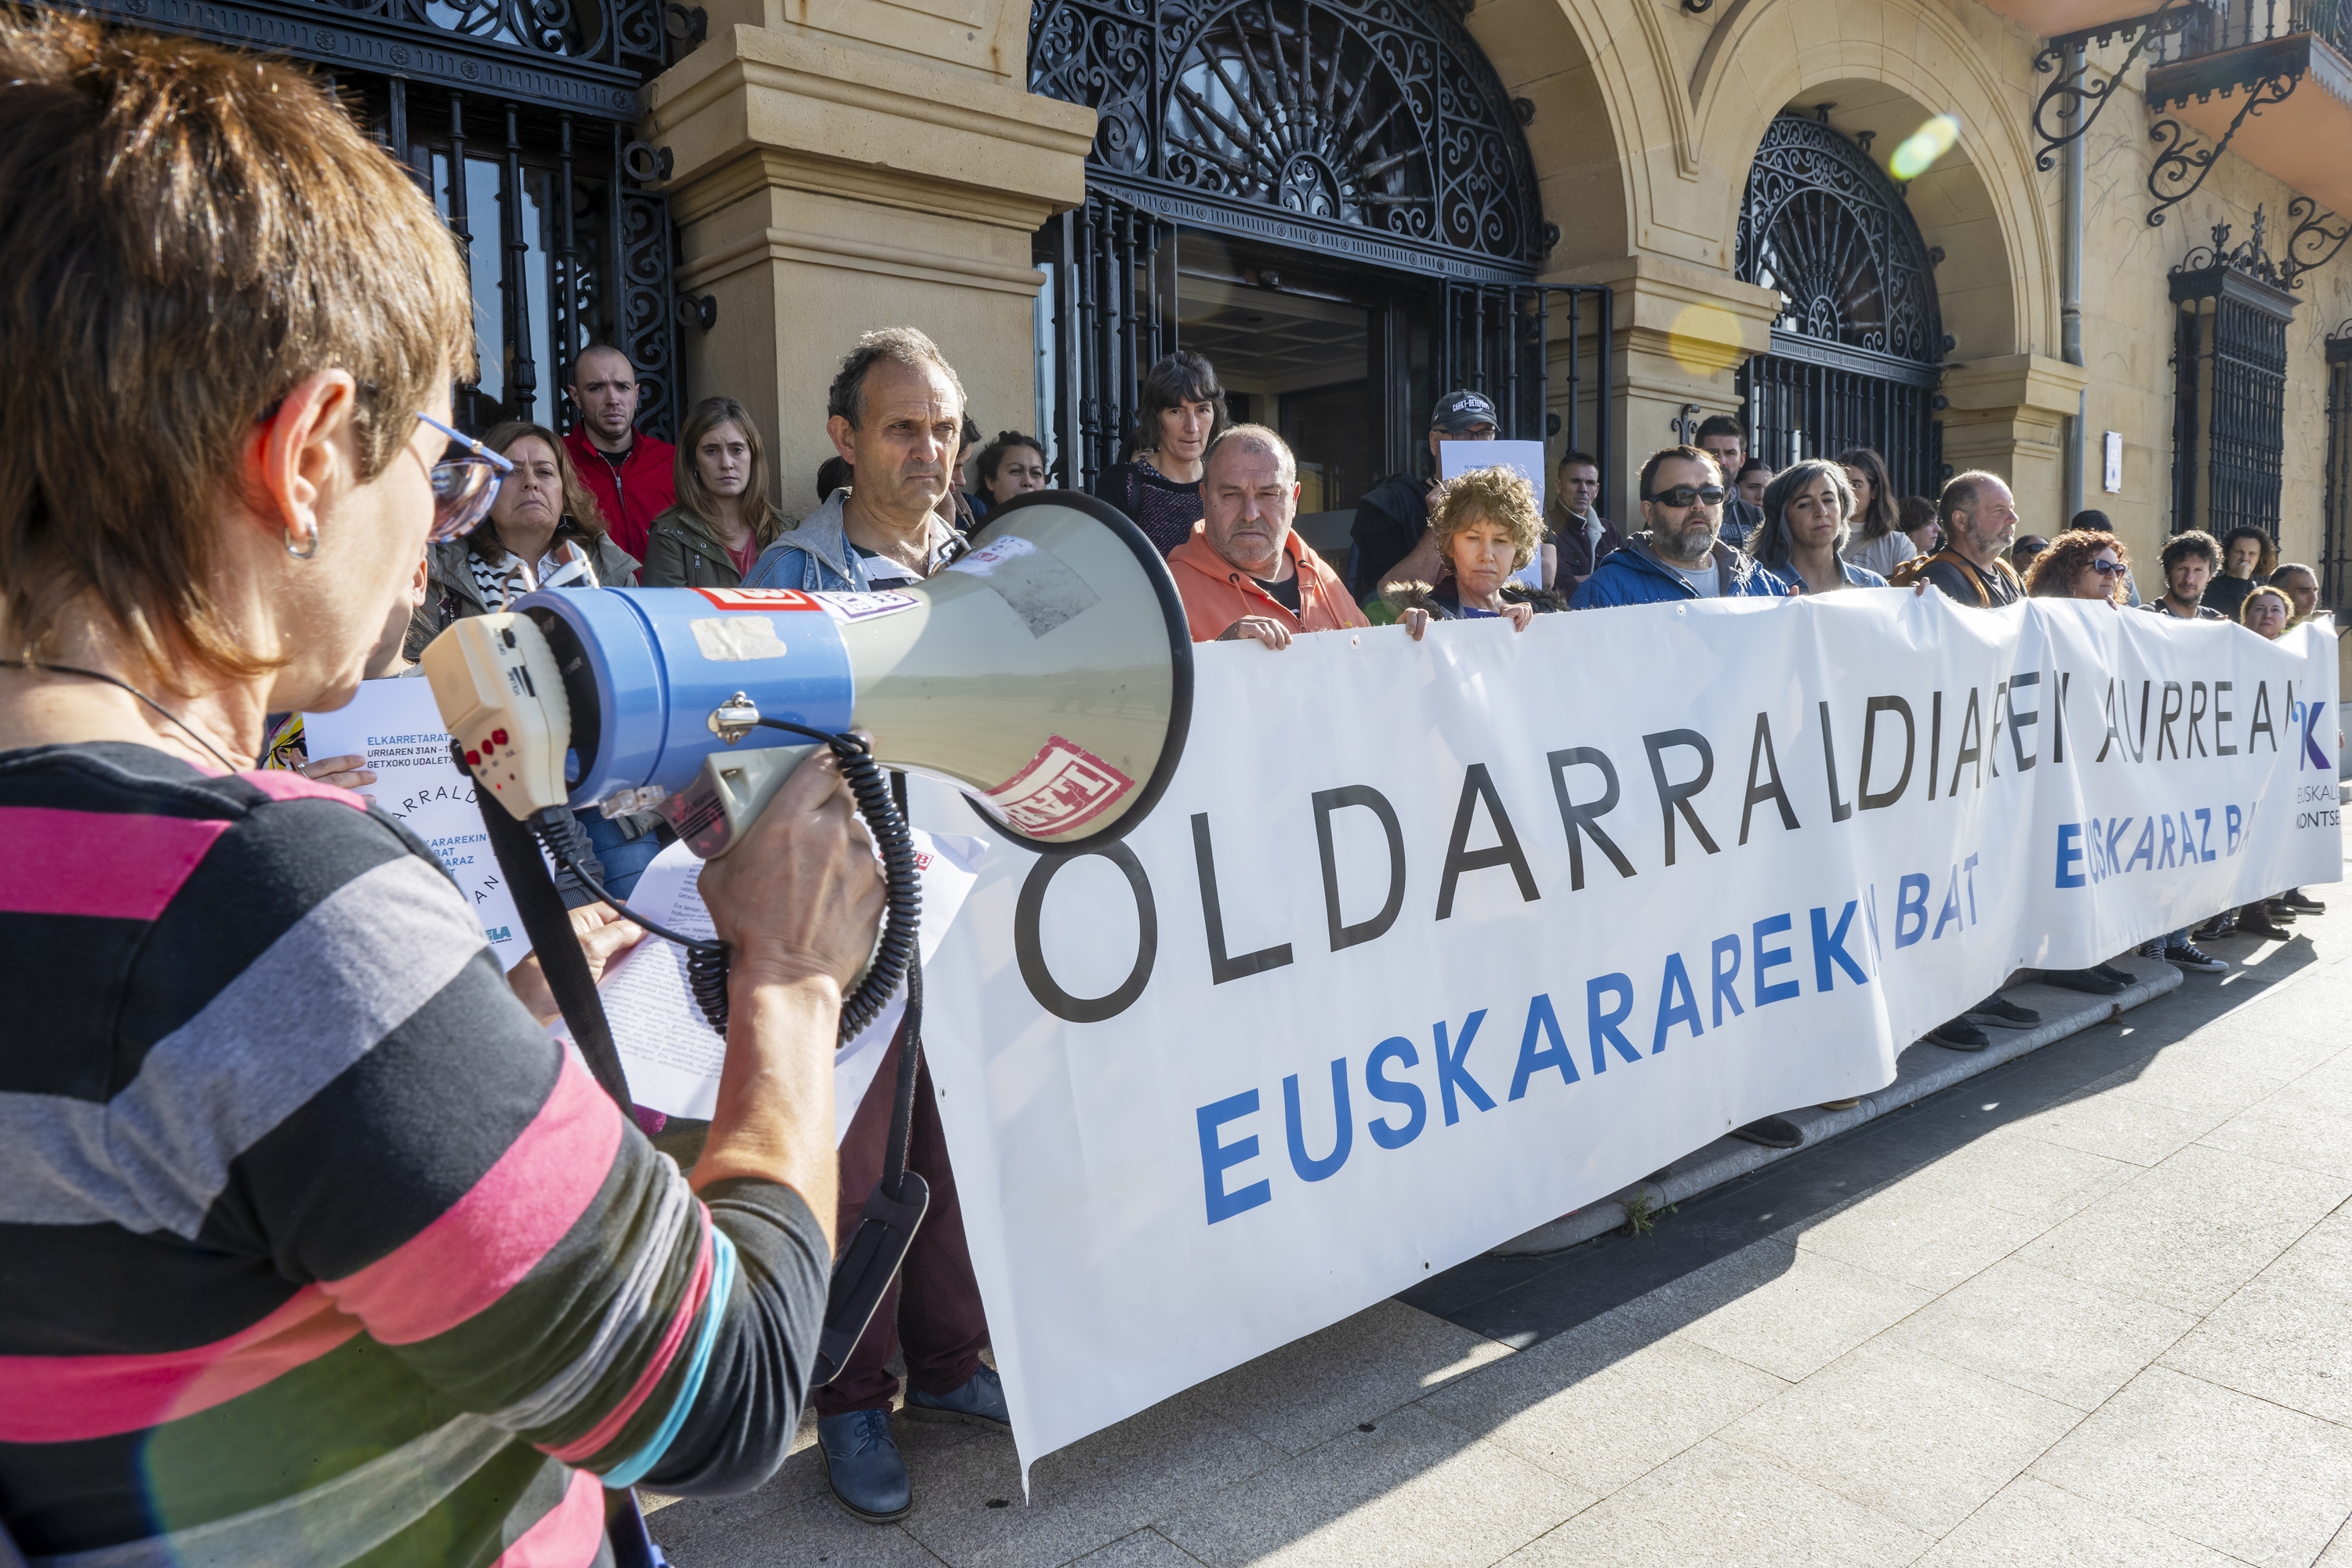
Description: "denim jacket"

(741, 491), (959, 592)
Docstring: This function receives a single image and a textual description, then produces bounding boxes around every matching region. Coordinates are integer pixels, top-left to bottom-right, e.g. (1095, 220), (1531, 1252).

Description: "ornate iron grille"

(43, 0), (695, 440)
(1033, 191), (1178, 494)
(1440, 284), (1613, 515)
(1029, 0), (1547, 280)
(1733, 113), (1946, 490)
(2169, 219), (2295, 539)
(2319, 324), (2350, 606)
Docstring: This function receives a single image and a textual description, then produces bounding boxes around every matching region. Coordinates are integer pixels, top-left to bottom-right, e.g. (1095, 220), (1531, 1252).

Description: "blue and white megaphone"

(419, 492), (1194, 856)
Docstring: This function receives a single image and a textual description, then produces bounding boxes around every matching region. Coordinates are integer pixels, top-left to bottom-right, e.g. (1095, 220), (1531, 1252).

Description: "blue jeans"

(581, 810), (664, 901)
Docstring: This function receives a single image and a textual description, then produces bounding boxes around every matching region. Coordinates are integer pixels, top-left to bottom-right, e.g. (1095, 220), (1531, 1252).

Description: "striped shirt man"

(0, 742), (829, 1565)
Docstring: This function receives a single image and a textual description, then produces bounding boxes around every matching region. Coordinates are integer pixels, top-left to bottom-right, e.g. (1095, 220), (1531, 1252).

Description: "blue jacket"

(741, 490), (960, 592)
(1759, 557), (1889, 595)
(1570, 536), (1788, 609)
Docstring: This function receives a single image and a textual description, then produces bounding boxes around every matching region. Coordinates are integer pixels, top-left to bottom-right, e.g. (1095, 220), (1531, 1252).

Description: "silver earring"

(285, 524), (318, 560)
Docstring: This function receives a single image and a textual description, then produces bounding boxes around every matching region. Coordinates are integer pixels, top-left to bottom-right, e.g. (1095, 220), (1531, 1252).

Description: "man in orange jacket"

(1167, 425), (1369, 647)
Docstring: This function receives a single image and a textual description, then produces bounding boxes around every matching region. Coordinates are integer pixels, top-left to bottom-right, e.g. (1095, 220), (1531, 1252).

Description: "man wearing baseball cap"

(1346, 390), (1501, 602)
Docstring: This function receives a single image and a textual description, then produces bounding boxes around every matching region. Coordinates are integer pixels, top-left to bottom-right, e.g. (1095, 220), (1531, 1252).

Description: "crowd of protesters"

(2, 17), (2339, 1563)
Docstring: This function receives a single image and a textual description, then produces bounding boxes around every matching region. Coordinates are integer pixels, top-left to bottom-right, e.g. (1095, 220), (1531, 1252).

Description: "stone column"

(1543, 255), (1780, 521)
(645, 24), (1095, 513)
(1937, 354), (2091, 528)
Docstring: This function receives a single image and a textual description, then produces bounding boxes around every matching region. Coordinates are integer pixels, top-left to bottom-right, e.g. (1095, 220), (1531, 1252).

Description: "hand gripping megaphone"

(419, 491), (1194, 856)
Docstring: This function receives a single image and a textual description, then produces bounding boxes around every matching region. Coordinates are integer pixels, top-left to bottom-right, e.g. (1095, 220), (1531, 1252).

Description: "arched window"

(1735, 112), (1947, 497)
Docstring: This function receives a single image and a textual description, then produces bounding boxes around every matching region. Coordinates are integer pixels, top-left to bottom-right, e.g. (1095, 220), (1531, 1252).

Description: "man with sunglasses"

(1568, 445), (1788, 608)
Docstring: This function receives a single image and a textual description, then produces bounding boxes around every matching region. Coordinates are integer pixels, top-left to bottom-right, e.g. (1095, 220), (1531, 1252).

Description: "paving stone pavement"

(650, 866), (2352, 1566)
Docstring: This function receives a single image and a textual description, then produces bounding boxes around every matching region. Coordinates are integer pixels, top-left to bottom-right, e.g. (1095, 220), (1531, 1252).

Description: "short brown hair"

(1430, 466), (1543, 572)
(2024, 528), (2129, 604)
(1639, 445), (1719, 499)
(826, 328), (966, 429)
(474, 423), (612, 562)
(0, 14), (471, 682)
(1937, 470), (2003, 530)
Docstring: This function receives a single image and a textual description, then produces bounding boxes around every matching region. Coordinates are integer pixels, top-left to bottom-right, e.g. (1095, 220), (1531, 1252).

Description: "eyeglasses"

(415, 412), (514, 542)
(2090, 558), (2127, 575)
(1643, 485), (1726, 509)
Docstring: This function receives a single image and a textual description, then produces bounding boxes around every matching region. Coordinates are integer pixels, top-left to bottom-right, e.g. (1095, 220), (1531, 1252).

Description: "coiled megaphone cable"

(529, 723), (921, 1046)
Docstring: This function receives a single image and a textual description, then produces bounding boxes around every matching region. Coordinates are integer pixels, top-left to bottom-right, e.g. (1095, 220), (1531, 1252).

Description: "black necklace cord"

(0, 659), (245, 774)
(527, 719), (922, 1049)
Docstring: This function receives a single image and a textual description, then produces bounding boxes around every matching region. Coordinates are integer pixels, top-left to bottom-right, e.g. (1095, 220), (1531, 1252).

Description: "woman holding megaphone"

(0, 19), (883, 1565)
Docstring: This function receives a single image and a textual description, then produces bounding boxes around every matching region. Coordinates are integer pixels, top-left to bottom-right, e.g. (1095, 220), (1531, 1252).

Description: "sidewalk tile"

(1617, 1238), (1933, 1381)
(2013, 1141), (2352, 1314)
(2005, 1087), (2226, 1167)
(1912, 1476), (2240, 1566)
(1788, 1181), (2051, 1294)
(1419, 1326), (1788, 1496)
(2087, 1041), (2297, 1120)
(2028, 1365), (2352, 1566)
(646, 1446), (940, 1567)
(1154, 1404), (1594, 1568)
(895, 1396), (1284, 1568)
(2200, 1102), (2352, 1181)
(2164, 1216), (2352, 1425)
(1882, 1256), (2198, 1410)
(1497, 1437), (1930, 1567)
(1185, 1298), (1510, 1457)
(1715, 1338), (2079, 1535)
(1072, 1530), (1207, 1566)
(1893, 1131), (2139, 1228)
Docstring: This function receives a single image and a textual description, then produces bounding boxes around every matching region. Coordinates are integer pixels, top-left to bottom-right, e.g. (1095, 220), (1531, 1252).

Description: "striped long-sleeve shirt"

(0, 742), (829, 1566)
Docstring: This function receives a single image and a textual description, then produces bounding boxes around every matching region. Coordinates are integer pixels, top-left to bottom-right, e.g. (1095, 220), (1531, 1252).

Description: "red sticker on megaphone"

(984, 736), (1135, 837)
(689, 586), (826, 612)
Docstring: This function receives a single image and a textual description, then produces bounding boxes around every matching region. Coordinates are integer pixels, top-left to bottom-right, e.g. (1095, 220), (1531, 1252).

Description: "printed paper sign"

(575, 830), (986, 1139)
(689, 586), (824, 612)
(812, 590), (922, 622)
(306, 677), (529, 969)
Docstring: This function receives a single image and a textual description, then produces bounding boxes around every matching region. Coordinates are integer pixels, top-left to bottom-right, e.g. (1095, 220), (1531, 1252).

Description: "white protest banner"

(307, 678), (529, 968)
(912, 593), (2342, 1481)
(570, 831), (986, 1139)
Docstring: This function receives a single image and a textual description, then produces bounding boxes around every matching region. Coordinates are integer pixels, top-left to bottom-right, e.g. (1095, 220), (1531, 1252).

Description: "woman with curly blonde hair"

(1383, 465), (1563, 638)
(2024, 528), (2131, 605)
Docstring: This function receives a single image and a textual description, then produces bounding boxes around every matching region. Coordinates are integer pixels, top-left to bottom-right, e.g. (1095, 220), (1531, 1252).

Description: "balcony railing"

(2149, 0), (2352, 64)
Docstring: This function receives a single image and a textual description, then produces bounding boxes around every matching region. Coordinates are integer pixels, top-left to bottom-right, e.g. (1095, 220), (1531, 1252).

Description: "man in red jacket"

(561, 343), (676, 561)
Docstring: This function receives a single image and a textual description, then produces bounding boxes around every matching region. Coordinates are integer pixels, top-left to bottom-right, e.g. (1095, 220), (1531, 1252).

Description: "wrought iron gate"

(1033, 191), (1178, 494)
(1734, 111), (1948, 499)
(46, 0), (698, 440)
(2167, 223), (2293, 540)
(2321, 324), (2351, 608)
(1441, 284), (1614, 518)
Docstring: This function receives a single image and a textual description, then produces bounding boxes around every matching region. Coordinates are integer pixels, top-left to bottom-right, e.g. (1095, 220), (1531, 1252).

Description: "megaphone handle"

(879, 771), (921, 1204)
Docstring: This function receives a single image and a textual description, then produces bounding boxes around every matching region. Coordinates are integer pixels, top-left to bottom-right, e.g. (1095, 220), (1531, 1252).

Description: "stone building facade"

(48, 0), (2352, 661)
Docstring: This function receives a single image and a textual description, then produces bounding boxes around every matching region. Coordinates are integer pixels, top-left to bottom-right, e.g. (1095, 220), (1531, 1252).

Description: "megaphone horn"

(421, 491), (1196, 858)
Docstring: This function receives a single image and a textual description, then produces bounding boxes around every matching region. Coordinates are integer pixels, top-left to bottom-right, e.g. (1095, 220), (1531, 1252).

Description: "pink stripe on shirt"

(323, 1053), (622, 1345)
(0, 806), (229, 920)
(544, 1218), (713, 1465)
(492, 1468), (607, 1567)
(0, 1286), (364, 1443)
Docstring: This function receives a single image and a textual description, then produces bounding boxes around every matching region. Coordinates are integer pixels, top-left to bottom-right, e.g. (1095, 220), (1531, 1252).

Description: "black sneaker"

(2282, 890), (2326, 913)
(2192, 916), (2236, 942)
(2263, 900), (2299, 922)
(2136, 940), (2164, 959)
(2241, 914), (2294, 941)
(1729, 1115), (1804, 1149)
(2091, 963), (2136, 985)
(1926, 1018), (1991, 1051)
(2045, 969), (2126, 996)
(1965, 994), (2042, 1029)
(2164, 943), (2230, 972)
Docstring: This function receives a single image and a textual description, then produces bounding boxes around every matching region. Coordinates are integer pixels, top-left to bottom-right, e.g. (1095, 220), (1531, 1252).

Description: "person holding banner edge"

(0, 19), (881, 1563)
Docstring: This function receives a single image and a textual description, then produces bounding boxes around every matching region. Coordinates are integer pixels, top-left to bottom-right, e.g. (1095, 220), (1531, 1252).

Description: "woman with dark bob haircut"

(1748, 459), (1887, 593)
(0, 16), (881, 1563)
(1095, 349), (1230, 555)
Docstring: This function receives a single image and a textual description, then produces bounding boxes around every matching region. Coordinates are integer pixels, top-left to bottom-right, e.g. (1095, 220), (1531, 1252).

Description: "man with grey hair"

(1168, 424), (1367, 646)
(744, 327), (967, 592)
(746, 328), (1011, 1526)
